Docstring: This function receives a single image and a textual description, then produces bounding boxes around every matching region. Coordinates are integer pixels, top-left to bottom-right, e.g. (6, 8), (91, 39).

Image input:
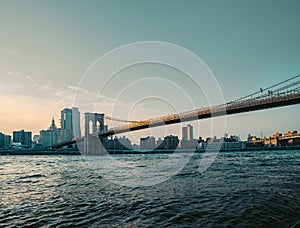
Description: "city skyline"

(1, 2), (299, 227)
(1, 106), (299, 147)
(0, 1), (300, 140)
(2, 119), (299, 150)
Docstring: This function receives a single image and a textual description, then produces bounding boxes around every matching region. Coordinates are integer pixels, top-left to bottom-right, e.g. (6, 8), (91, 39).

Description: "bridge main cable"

(99, 74), (300, 137)
(101, 74), (300, 125)
(230, 74), (300, 103)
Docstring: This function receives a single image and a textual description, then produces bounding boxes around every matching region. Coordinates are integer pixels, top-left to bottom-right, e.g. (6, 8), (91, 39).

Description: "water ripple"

(0, 151), (299, 227)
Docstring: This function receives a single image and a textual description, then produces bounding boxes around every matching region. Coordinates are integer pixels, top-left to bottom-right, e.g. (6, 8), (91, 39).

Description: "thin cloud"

(25, 75), (33, 81)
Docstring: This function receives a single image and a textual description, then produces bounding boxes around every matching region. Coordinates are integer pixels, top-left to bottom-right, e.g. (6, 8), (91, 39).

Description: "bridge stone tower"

(83, 113), (105, 154)
(84, 113), (104, 137)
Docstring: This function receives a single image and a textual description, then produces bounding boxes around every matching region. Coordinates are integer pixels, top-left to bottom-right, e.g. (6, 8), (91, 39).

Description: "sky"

(0, 0), (300, 143)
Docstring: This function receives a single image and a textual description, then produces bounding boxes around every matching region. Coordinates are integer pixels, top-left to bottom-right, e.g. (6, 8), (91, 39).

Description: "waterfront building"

(283, 131), (297, 137)
(118, 136), (132, 149)
(157, 135), (179, 150)
(156, 137), (163, 148)
(246, 134), (264, 148)
(12, 142), (23, 149)
(4, 135), (11, 149)
(132, 144), (140, 150)
(201, 141), (245, 150)
(140, 136), (155, 150)
(199, 135), (245, 150)
(0, 133), (4, 148)
(40, 118), (62, 147)
(32, 135), (40, 144)
(104, 136), (132, 150)
(201, 141), (223, 150)
(180, 139), (198, 149)
(0, 133), (9, 149)
(223, 141), (245, 149)
(61, 107), (81, 141)
(278, 131), (300, 146)
(13, 130), (32, 148)
(264, 133), (281, 146)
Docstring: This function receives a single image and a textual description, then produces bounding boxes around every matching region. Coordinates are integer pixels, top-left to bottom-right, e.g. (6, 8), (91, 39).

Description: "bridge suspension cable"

(102, 74), (300, 124)
(104, 115), (140, 123)
(240, 78), (300, 102)
(229, 74), (300, 103)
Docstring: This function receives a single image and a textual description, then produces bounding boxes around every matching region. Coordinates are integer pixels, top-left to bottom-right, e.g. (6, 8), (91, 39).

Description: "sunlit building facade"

(182, 124), (193, 141)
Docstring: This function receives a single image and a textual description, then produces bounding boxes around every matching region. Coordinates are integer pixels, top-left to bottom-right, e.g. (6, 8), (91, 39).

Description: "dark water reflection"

(0, 151), (299, 227)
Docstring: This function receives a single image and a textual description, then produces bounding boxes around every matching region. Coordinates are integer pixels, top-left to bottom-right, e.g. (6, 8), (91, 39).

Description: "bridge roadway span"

(51, 92), (300, 148)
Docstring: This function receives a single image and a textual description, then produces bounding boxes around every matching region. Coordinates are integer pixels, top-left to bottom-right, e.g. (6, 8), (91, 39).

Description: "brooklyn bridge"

(51, 74), (300, 153)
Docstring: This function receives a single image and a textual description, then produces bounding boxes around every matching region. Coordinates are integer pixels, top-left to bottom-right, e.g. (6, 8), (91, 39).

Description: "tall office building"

(13, 130), (32, 148)
(187, 124), (193, 140)
(182, 124), (194, 141)
(182, 126), (187, 140)
(60, 107), (81, 141)
(72, 107), (81, 138)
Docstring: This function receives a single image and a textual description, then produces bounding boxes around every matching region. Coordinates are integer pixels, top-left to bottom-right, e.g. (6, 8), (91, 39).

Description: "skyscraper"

(181, 124), (197, 149)
(60, 107), (81, 141)
(187, 124), (193, 141)
(182, 126), (188, 140)
(72, 107), (81, 138)
(182, 124), (193, 141)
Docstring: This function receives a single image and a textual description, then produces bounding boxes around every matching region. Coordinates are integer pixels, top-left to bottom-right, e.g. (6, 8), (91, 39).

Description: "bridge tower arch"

(84, 113), (104, 137)
(83, 113), (105, 154)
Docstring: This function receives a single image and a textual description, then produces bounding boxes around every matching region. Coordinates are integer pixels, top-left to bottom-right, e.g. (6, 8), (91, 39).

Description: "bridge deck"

(51, 91), (300, 149)
(99, 92), (300, 137)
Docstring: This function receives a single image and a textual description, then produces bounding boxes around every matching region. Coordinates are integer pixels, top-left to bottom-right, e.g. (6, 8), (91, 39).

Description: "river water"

(0, 150), (299, 227)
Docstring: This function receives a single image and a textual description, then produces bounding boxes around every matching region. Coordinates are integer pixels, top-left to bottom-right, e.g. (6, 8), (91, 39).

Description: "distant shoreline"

(0, 146), (299, 155)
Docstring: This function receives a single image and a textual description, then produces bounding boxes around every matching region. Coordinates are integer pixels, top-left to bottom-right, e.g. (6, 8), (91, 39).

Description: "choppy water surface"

(0, 150), (299, 227)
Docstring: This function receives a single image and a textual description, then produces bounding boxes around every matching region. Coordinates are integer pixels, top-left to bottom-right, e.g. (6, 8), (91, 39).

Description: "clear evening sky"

(0, 0), (299, 141)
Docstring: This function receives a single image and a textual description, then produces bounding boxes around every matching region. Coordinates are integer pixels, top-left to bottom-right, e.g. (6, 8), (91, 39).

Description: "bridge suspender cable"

(229, 74), (300, 103)
(102, 74), (300, 123)
(104, 115), (140, 123)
